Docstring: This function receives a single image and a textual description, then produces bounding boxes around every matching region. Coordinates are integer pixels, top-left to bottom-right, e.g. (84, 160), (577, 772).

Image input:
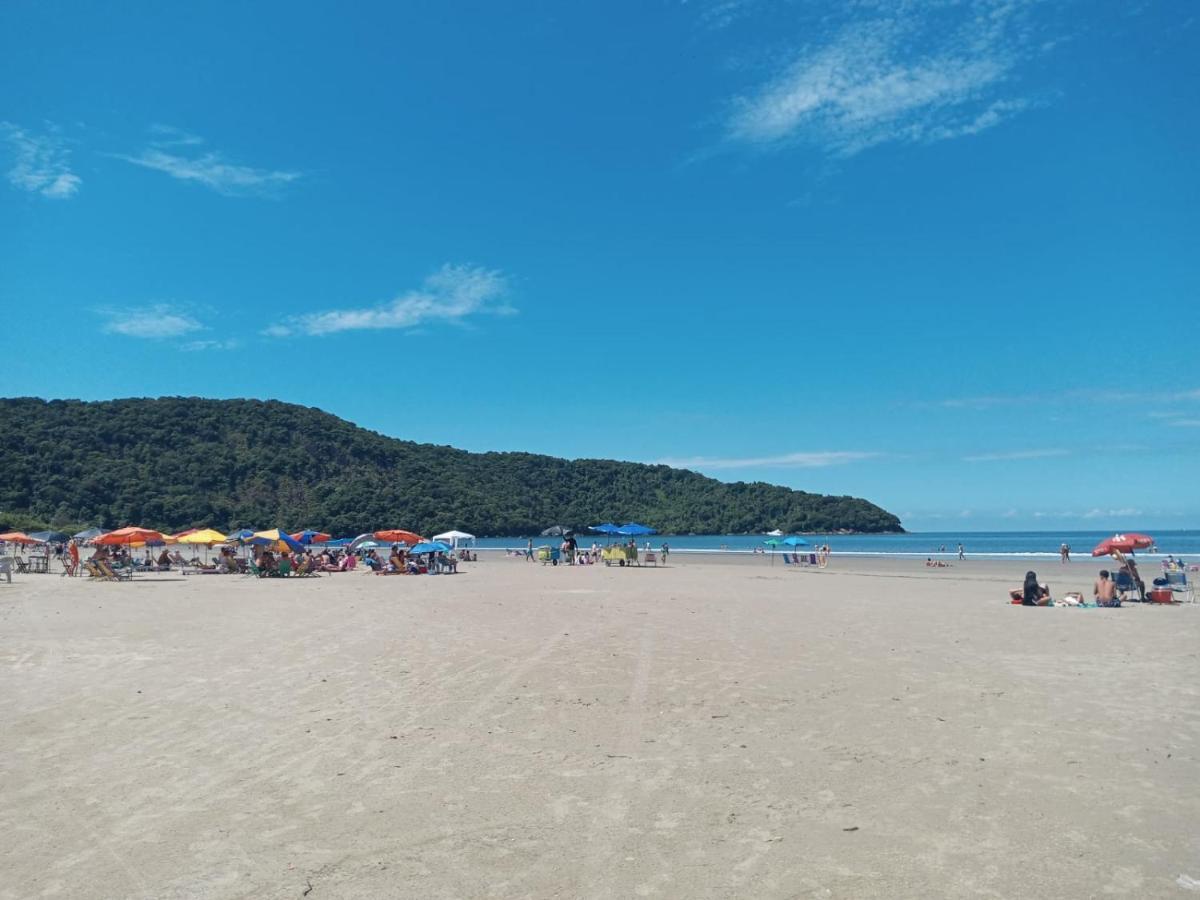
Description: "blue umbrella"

(324, 537), (354, 547)
(617, 523), (656, 536)
(782, 536), (809, 547)
(409, 541), (452, 554)
(226, 528), (259, 543)
(29, 530), (70, 543)
(590, 523), (621, 535)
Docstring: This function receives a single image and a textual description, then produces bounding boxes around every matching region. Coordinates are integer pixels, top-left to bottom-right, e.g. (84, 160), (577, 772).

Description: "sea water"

(471, 530), (1200, 559)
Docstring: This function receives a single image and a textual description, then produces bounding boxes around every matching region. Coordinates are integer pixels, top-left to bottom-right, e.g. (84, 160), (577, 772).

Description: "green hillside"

(0, 397), (903, 536)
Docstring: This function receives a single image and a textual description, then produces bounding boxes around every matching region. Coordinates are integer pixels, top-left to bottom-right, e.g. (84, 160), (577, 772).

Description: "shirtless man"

(1094, 569), (1119, 606)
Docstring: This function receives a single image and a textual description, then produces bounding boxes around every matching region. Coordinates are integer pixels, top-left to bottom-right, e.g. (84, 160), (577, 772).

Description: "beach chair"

(1166, 571), (1194, 603)
(277, 558), (293, 577)
(1113, 571), (1138, 601)
(644, 551), (657, 566)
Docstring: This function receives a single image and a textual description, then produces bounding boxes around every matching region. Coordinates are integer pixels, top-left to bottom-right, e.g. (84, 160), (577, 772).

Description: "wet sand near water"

(1, 557), (1197, 898)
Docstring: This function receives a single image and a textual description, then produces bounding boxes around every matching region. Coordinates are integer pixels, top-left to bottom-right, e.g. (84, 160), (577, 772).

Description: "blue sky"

(3, 0), (1197, 532)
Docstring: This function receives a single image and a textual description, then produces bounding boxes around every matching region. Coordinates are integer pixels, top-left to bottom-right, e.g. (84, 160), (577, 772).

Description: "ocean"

(470, 530), (1200, 559)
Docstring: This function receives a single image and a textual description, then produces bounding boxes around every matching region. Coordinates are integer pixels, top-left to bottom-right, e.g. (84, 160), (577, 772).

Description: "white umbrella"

(432, 530), (475, 548)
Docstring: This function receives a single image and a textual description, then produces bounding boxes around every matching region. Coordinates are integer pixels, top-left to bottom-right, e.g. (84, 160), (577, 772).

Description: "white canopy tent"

(432, 530), (475, 549)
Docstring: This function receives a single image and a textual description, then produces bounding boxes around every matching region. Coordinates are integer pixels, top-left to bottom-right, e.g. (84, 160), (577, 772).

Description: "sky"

(2, 0), (1197, 532)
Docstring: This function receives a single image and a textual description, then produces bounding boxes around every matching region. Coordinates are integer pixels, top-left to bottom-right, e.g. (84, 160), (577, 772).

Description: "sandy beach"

(1, 557), (1197, 899)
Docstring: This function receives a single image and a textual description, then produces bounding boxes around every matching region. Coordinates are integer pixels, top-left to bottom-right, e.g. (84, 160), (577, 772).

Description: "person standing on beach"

(525, 538), (533, 561)
(660, 542), (669, 564)
(1060, 543), (1071, 563)
(957, 543), (965, 560)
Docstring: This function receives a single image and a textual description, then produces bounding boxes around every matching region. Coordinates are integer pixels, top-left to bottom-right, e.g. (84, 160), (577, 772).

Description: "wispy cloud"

(100, 305), (204, 339)
(2, 122), (81, 198)
(1081, 507), (1143, 519)
(1167, 418), (1200, 427)
(657, 450), (881, 470)
(266, 264), (513, 337)
(115, 126), (300, 196)
(962, 448), (1070, 463)
(932, 387), (1200, 410)
(724, 1), (1046, 156)
(181, 338), (241, 352)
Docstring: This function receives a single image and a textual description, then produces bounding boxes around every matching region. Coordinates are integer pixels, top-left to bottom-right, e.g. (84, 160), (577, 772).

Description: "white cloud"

(115, 127), (300, 196)
(181, 338), (241, 351)
(276, 264), (513, 337)
(725, 1), (1043, 156)
(657, 450), (881, 470)
(101, 305), (204, 339)
(1082, 507), (1143, 519)
(962, 448), (1070, 462)
(1168, 418), (1200, 427)
(2, 122), (81, 198)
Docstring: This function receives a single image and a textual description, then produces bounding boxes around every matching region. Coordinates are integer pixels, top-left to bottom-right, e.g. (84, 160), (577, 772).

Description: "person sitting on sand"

(1094, 569), (1120, 607)
(1022, 571), (1051, 606)
(157, 549), (171, 567)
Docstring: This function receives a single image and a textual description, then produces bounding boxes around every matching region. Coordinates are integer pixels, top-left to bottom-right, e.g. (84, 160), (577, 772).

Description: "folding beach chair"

(1113, 571), (1138, 601)
(1166, 571), (1195, 603)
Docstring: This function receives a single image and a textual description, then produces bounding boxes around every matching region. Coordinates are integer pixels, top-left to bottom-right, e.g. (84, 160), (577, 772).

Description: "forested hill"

(0, 398), (904, 537)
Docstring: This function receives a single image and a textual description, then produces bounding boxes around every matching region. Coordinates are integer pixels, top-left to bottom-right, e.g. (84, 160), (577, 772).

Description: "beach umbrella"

(248, 528), (305, 552)
(355, 540), (381, 550)
(178, 528), (228, 545)
(374, 529), (426, 545)
(782, 536), (809, 547)
(616, 523), (656, 536)
(409, 541), (452, 554)
(541, 525), (573, 537)
(94, 526), (166, 546)
(429, 528), (470, 542)
(291, 530), (332, 545)
(73, 527), (104, 542)
(225, 528), (259, 543)
(589, 523), (621, 535)
(1092, 533), (1154, 557)
(324, 537), (353, 548)
(0, 531), (38, 545)
(28, 530), (69, 543)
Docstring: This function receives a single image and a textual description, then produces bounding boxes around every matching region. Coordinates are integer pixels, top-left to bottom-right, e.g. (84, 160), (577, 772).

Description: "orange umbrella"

(94, 526), (167, 546)
(374, 529), (426, 545)
(0, 531), (38, 545)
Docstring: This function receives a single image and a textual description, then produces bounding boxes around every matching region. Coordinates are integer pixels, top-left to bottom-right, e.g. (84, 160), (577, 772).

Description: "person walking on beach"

(525, 538), (533, 562)
(1060, 543), (1071, 563)
(660, 542), (669, 564)
(957, 543), (965, 561)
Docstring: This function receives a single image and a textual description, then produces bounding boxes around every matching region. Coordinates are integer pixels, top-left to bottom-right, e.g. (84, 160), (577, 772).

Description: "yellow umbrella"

(178, 528), (228, 545)
(251, 528), (304, 552)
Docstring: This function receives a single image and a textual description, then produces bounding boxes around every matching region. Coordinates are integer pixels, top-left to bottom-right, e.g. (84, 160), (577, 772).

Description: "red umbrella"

(374, 529), (426, 545)
(0, 531), (38, 545)
(94, 526), (167, 546)
(1091, 533), (1154, 557)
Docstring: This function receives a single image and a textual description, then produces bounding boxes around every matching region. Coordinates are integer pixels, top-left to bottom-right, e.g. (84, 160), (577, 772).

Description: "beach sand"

(1, 557), (1197, 899)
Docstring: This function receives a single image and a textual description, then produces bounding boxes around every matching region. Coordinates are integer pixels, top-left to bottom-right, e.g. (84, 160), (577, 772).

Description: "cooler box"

(1148, 589), (1173, 603)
